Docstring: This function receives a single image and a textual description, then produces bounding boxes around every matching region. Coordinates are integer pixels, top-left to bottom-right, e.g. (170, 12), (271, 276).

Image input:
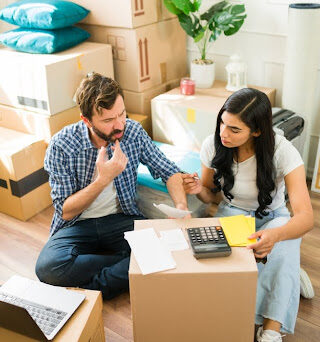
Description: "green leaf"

(214, 11), (233, 25)
(224, 19), (244, 36)
(230, 4), (245, 15)
(192, 0), (202, 12)
(194, 29), (205, 42)
(200, 1), (227, 21)
(164, 0), (182, 15)
(172, 0), (195, 15)
(177, 13), (197, 37)
(209, 29), (221, 42)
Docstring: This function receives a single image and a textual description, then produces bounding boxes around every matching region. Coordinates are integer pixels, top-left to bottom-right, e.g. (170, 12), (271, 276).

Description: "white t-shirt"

(78, 165), (121, 220)
(200, 134), (304, 211)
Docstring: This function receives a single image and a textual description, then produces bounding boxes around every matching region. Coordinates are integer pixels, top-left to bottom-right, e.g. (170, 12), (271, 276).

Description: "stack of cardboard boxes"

(75, 0), (187, 136)
(0, 41), (114, 220)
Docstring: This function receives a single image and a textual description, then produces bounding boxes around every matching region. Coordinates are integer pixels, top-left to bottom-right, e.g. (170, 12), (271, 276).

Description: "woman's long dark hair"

(211, 88), (275, 218)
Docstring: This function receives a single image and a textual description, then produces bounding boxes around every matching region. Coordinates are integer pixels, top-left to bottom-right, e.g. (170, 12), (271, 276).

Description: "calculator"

(187, 226), (232, 259)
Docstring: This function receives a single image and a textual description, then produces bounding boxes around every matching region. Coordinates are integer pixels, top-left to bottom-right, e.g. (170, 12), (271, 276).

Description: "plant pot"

(190, 59), (215, 88)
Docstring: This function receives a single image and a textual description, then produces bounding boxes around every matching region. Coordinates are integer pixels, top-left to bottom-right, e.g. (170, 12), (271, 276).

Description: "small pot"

(190, 59), (215, 88)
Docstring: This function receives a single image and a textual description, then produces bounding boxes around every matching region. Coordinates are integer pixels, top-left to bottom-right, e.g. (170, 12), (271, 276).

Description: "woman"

(182, 88), (313, 342)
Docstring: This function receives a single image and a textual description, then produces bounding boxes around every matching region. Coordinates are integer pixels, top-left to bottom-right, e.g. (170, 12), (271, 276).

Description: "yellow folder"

(219, 215), (257, 247)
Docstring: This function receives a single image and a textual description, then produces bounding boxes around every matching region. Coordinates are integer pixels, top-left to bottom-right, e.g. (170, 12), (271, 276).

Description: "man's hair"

(75, 72), (124, 120)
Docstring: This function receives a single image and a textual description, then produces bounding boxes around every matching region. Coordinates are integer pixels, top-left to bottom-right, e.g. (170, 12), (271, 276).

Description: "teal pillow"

(0, 26), (90, 54)
(0, 0), (89, 29)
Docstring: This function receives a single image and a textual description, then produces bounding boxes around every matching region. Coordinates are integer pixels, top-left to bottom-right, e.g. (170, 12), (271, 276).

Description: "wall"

(187, 0), (320, 177)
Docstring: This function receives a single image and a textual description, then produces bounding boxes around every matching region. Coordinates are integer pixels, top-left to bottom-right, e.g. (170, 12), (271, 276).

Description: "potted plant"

(164, 0), (246, 88)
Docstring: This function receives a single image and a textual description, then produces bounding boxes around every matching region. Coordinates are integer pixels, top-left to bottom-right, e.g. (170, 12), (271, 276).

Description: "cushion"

(0, 26), (90, 54)
(0, 0), (89, 29)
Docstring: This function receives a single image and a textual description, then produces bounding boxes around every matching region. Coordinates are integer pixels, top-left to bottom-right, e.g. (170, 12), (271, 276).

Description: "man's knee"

(35, 249), (70, 286)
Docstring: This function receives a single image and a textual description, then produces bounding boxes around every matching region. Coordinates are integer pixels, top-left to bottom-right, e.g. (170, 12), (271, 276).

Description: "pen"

(181, 171), (200, 181)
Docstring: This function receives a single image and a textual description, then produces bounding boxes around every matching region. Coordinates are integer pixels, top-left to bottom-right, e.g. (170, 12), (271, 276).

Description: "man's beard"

(91, 124), (125, 143)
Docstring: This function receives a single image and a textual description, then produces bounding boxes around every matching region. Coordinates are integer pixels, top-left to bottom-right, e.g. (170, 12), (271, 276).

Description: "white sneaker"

(300, 267), (314, 299)
(256, 326), (285, 342)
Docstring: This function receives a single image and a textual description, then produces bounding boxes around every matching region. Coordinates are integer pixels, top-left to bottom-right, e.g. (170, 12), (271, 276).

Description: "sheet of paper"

(124, 228), (176, 275)
(232, 216), (256, 246)
(159, 229), (189, 251)
(153, 203), (192, 218)
(219, 215), (257, 247)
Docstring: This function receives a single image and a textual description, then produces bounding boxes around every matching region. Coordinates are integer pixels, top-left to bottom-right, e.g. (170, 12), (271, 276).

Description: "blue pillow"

(0, 0), (89, 29)
(0, 26), (90, 54)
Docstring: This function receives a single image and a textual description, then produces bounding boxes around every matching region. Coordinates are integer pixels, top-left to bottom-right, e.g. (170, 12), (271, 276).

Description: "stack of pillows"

(0, 0), (90, 54)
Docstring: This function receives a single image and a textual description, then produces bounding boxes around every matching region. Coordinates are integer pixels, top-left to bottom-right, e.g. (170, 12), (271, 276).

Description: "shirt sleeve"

(44, 143), (77, 218)
(275, 135), (304, 177)
(200, 135), (216, 169)
(139, 129), (180, 183)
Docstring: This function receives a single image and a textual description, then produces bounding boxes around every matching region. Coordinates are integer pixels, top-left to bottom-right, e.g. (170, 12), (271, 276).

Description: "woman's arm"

(275, 165), (313, 240)
(248, 165), (313, 257)
(182, 164), (222, 204)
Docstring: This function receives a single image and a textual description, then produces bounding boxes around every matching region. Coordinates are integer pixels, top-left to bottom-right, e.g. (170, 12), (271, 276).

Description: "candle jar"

(180, 77), (195, 95)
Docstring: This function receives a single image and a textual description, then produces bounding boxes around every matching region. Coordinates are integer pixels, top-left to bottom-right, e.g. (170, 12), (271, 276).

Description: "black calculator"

(187, 226), (232, 259)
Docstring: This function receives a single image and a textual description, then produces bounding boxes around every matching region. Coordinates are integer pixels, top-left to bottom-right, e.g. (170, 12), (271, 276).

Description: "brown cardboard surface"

(0, 104), (80, 144)
(78, 18), (186, 92)
(74, 0), (158, 28)
(151, 82), (276, 150)
(127, 112), (151, 136)
(129, 217), (258, 342)
(0, 42), (113, 115)
(197, 80), (276, 107)
(0, 288), (105, 342)
(0, 127), (51, 220)
(123, 78), (180, 115)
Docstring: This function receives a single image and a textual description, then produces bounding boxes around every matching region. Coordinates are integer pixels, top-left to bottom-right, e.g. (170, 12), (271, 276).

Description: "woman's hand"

(246, 228), (280, 258)
(181, 172), (202, 195)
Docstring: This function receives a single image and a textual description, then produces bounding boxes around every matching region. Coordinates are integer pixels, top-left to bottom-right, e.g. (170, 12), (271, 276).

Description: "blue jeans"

(215, 201), (301, 334)
(35, 213), (144, 300)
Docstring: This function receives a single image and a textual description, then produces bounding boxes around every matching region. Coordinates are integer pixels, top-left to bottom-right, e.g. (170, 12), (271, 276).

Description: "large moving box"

(0, 127), (51, 221)
(130, 218), (258, 342)
(74, 0), (173, 28)
(0, 104), (80, 144)
(0, 42), (113, 115)
(0, 288), (105, 341)
(151, 82), (276, 151)
(123, 78), (180, 115)
(78, 18), (186, 92)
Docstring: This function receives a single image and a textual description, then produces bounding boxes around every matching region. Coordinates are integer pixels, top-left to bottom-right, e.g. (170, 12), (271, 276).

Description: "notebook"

(219, 215), (257, 246)
(0, 275), (85, 341)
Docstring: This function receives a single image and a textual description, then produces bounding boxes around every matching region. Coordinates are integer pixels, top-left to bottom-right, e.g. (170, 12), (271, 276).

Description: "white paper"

(153, 203), (192, 218)
(124, 228), (176, 275)
(159, 229), (189, 251)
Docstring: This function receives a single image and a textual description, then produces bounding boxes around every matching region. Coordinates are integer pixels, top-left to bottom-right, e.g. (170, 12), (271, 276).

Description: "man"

(36, 73), (189, 299)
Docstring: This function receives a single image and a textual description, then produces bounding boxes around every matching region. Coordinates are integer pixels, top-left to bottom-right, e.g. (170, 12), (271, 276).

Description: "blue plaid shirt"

(44, 119), (180, 236)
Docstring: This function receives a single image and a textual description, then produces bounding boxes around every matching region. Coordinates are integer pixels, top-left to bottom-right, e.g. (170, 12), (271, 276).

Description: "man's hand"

(181, 172), (202, 195)
(247, 228), (280, 258)
(96, 140), (128, 185)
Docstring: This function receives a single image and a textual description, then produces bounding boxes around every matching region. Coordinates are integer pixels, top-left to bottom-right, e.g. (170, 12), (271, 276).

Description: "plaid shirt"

(45, 119), (180, 236)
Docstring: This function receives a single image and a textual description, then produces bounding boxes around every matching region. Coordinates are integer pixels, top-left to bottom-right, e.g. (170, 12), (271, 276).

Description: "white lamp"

(225, 54), (247, 91)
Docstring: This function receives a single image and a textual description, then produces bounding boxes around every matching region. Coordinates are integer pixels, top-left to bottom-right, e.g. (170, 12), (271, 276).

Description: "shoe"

(256, 326), (285, 342)
(300, 267), (314, 299)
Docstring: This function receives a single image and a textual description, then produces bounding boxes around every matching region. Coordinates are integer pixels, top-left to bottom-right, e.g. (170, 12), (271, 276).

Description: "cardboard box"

(129, 218), (258, 342)
(198, 80), (276, 107)
(0, 127), (51, 221)
(78, 18), (187, 92)
(0, 288), (105, 341)
(151, 82), (276, 151)
(127, 112), (151, 136)
(0, 42), (114, 115)
(123, 78), (180, 115)
(74, 0), (159, 28)
(0, 104), (80, 144)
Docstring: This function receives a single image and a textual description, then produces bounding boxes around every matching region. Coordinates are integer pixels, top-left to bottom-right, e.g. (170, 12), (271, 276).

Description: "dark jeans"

(35, 213), (144, 299)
